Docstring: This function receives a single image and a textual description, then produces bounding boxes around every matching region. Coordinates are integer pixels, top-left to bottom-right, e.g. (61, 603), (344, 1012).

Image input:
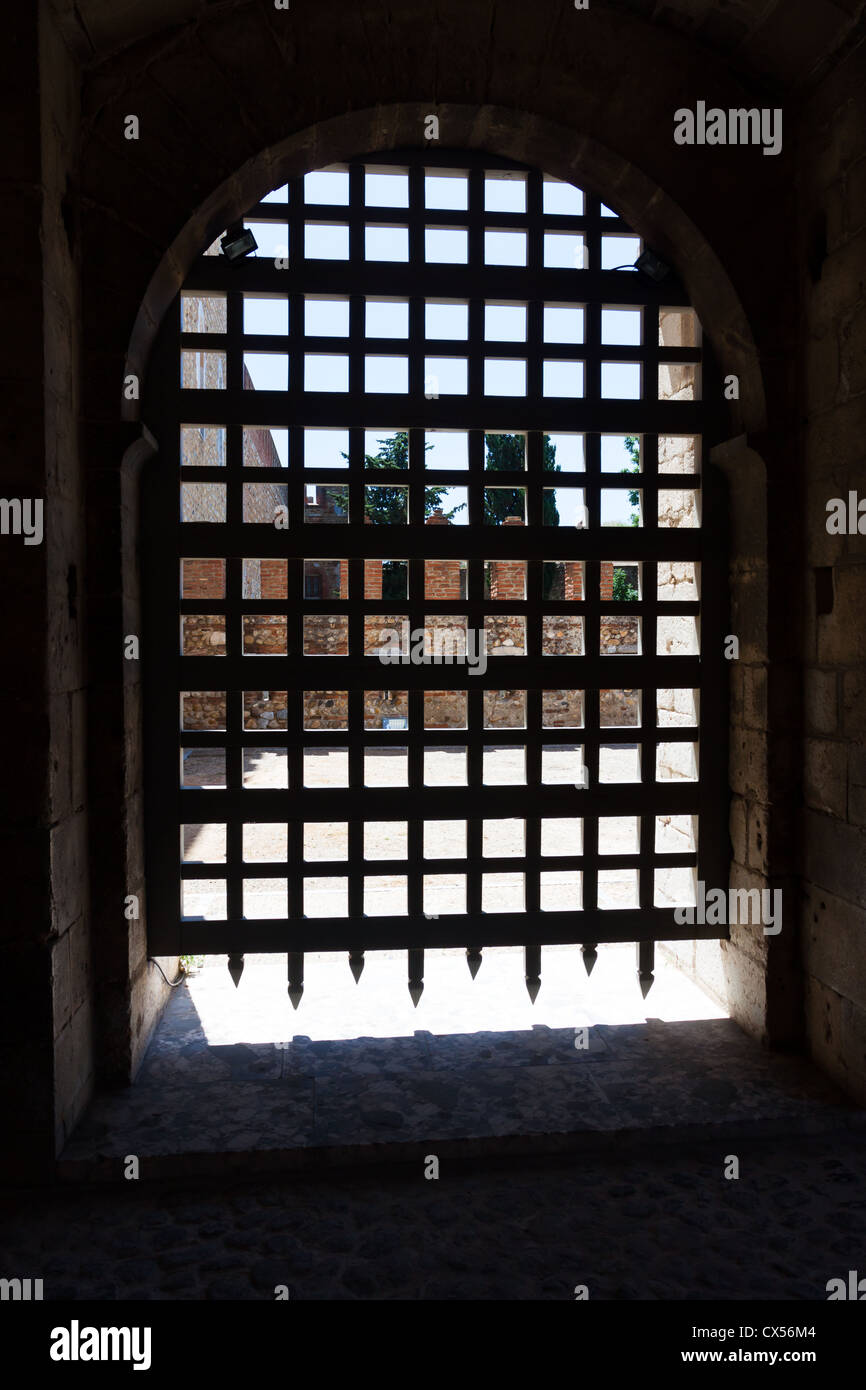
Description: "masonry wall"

(656, 316), (726, 995)
(0, 5), (98, 1177)
(82, 3), (798, 1096)
(0, 6), (59, 1180)
(798, 45), (866, 1103)
(13, 0), (865, 1178)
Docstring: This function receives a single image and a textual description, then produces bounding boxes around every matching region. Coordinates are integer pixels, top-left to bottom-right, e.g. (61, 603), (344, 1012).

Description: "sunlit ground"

(186, 942), (727, 1046)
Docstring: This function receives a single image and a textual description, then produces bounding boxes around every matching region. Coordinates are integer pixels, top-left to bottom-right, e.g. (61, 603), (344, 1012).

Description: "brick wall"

(364, 557), (383, 599)
(181, 416), (290, 722)
(183, 558), (225, 599)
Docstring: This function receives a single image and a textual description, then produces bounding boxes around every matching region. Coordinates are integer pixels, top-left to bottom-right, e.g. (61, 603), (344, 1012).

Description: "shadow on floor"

(58, 978), (865, 1180)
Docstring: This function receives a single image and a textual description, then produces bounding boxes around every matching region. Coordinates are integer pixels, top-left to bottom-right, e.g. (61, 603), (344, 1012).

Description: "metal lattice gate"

(142, 149), (729, 1004)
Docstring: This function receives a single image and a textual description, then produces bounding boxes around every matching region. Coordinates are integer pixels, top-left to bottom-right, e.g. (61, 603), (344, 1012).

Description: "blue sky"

(196, 169), (660, 524)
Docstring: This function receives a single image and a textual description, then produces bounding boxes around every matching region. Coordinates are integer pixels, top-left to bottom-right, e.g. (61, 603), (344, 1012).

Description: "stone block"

(805, 666), (838, 734)
(43, 280), (77, 409)
(728, 659), (744, 723)
(743, 664), (768, 730)
(847, 155), (866, 238)
(849, 743), (866, 826)
(840, 997), (866, 1102)
(746, 802), (769, 876)
(803, 882), (866, 1011)
(841, 300), (866, 400)
(729, 727), (769, 802)
(804, 737), (847, 818)
(728, 795), (747, 865)
(70, 687), (88, 812)
(718, 458), (767, 571)
(721, 941), (768, 1043)
(65, 915), (93, 1023)
(804, 324), (841, 416)
(803, 396), (866, 491)
(130, 957), (175, 1081)
(824, 175), (848, 254)
(842, 669), (866, 736)
(53, 1001), (95, 1153)
(804, 807), (866, 908)
(810, 228), (866, 339)
(50, 930), (71, 1034)
(728, 569), (768, 662)
(49, 809), (89, 936)
(48, 692), (73, 823)
(817, 564), (866, 664)
(805, 976), (844, 1082)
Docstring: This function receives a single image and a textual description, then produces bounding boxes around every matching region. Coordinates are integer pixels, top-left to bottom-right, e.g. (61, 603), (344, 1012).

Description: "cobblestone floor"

(59, 947), (859, 1173)
(36, 944), (865, 1300)
(4, 1134), (866, 1299)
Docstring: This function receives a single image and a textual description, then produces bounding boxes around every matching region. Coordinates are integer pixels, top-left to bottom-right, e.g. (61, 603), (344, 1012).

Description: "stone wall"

(600, 617), (639, 655)
(14, 0), (866, 1177)
(797, 46), (866, 1103)
(302, 691), (347, 730)
(182, 692), (228, 730)
(364, 690), (409, 727)
(181, 613), (226, 655)
(244, 691), (288, 730)
(0, 6), (102, 1176)
(600, 689), (639, 727)
(654, 330), (723, 1000)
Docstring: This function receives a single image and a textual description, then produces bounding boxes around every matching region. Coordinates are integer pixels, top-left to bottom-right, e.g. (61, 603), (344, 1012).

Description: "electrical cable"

(147, 958), (187, 988)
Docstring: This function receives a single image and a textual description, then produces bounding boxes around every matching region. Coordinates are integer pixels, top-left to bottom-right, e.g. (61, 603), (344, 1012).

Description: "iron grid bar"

(144, 147), (728, 970)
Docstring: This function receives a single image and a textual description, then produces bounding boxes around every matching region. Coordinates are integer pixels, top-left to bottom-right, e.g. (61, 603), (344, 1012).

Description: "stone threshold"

(56, 1007), (865, 1185)
(56, 1107), (866, 1186)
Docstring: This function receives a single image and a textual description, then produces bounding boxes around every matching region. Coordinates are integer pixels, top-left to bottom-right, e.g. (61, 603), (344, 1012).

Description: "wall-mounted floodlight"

(220, 225), (258, 263)
(634, 248), (671, 282)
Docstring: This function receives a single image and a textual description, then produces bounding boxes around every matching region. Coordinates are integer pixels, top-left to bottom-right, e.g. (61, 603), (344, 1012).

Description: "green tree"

(355, 431), (567, 525)
(621, 434), (641, 527)
(358, 432), (467, 523)
(483, 433), (561, 525)
(611, 566), (639, 600)
(609, 436), (641, 595)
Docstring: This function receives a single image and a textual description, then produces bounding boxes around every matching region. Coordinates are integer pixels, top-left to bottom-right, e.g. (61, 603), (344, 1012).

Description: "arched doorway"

(140, 147), (728, 1004)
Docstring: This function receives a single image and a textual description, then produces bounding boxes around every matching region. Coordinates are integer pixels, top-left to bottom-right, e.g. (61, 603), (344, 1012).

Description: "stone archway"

(106, 105), (783, 1084)
(123, 104), (767, 436)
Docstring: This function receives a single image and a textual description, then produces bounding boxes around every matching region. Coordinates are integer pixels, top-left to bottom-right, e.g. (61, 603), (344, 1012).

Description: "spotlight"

(634, 248), (671, 282)
(220, 225), (258, 263)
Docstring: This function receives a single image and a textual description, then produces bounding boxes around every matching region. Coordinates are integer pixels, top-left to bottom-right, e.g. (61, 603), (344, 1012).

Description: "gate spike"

(227, 953), (245, 987)
(349, 949), (365, 983)
(288, 951), (304, 1010)
(524, 944), (541, 1004)
(637, 940), (655, 998)
(581, 943), (598, 977)
(466, 946), (483, 979)
(408, 947), (424, 1007)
